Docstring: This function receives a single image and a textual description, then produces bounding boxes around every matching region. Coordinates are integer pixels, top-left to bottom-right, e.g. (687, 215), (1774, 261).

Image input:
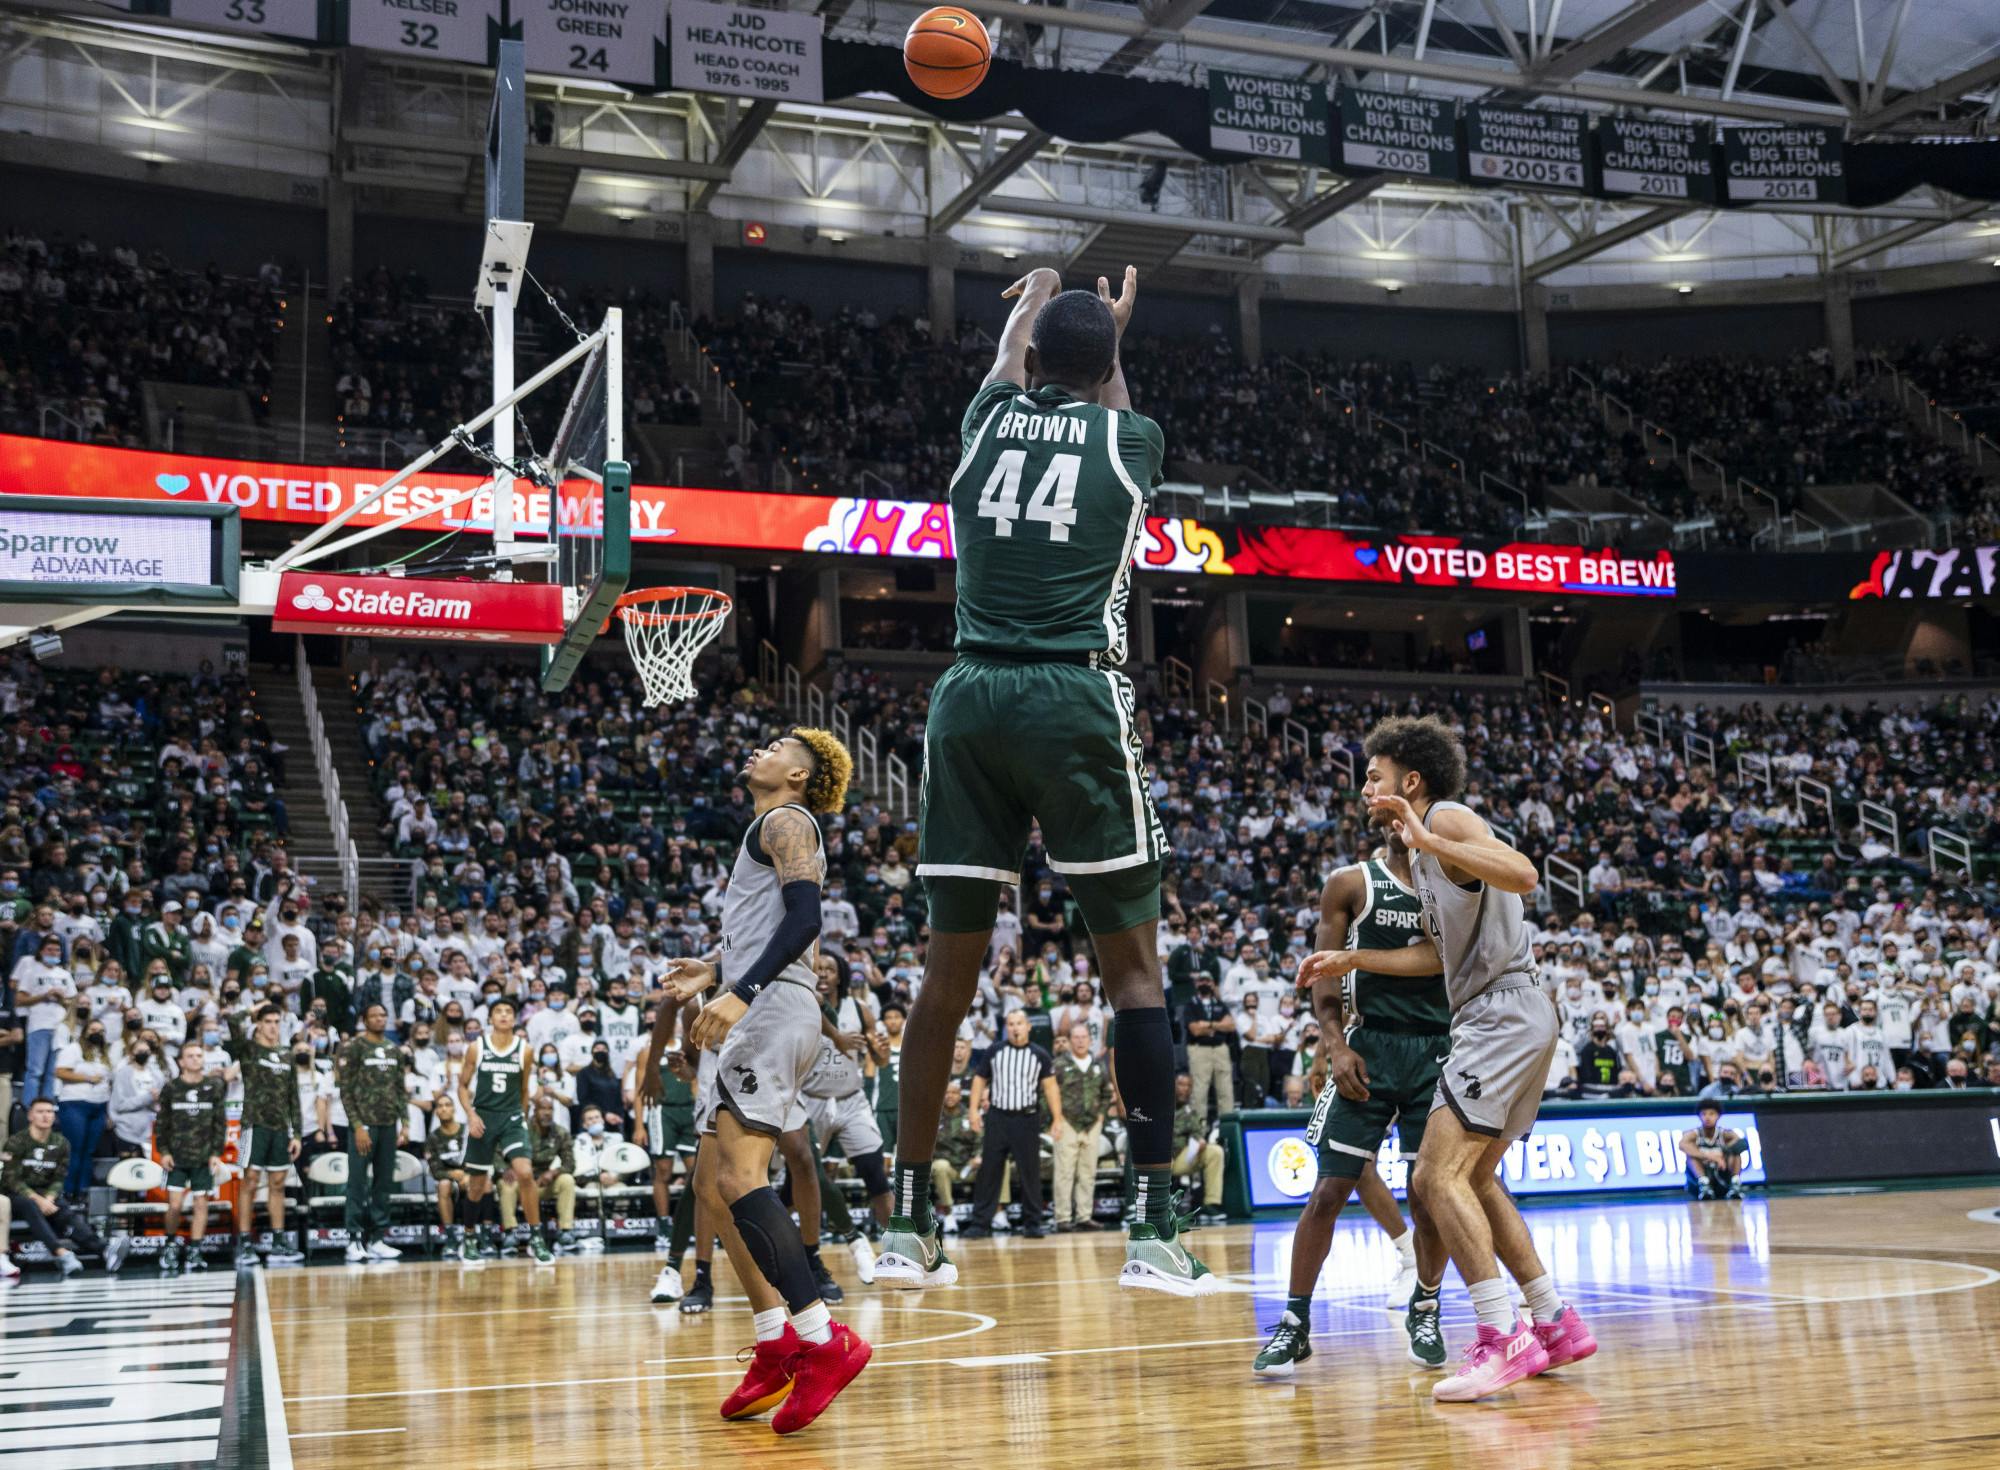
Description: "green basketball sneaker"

(457, 1230), (485, 1266)
(1119, 1217), (1220, 1297)
(873, 1217), (958, 1289)
(528, 1231), (554, 1265)
(1405, 1297), (1447, 1370)
(1252, 1314), (1313, 1377)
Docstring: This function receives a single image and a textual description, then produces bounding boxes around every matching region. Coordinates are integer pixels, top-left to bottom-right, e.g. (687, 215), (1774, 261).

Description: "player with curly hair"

(654, 726), (870, 1436)
(1301, 714), (1598, 1402)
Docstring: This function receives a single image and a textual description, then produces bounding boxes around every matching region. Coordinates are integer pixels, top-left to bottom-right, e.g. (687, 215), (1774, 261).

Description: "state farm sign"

(272, 573), (566, 645)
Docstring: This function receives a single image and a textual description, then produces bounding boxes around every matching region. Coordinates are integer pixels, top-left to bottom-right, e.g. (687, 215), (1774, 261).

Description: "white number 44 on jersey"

(976, 450), (1081, 542)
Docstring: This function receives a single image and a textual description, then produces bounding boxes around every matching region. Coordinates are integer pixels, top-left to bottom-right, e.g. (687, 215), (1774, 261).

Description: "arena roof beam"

(1524, 203), (1693, 279)
(1858, 55), (2000, 132)
(690, 99), (777, 212)
(1097, 0), (1218, 78)
(1759, 0), (1860, 117)
(1249, 174), (1391, 260)
(919, 0), (1843, 125)
(1829, 198), (1991, 269)
(933, 128), (1053, 231)
(980, 194), (1304, 245)
(1535, 0), (1715, 83)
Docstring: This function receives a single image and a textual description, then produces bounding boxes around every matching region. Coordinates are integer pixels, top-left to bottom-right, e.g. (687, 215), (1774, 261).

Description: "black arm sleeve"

(727, 881), (823, 1006)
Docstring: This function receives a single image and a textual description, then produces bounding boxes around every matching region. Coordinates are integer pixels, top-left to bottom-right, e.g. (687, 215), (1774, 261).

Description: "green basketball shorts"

(466, 1113), (531, 1173)
(918, 657), (1165, 929)
(1307, 1027), (1453, 1181)
(241, 1125), (294, 1172)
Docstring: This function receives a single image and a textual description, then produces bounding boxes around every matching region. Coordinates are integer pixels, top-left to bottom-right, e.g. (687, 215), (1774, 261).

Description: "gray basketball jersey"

(1409, 800), (1539, 1013)
(720, 801), (826, 993)
(802, 1034), (866, 1100)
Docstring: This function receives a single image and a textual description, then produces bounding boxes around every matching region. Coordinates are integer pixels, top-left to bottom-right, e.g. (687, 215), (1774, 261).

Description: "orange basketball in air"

(904, 6), (990, 100)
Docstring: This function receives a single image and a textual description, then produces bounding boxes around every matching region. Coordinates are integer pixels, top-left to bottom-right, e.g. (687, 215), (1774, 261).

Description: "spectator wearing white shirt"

(1809, 1002), (1853, 1090)
(262, 885), (318, 971)
(16, 933), (77, 1106)
(1846, 1001), (1895, 1083)
(525, 988), (580, 1054)
(53, 1018), (113, 1196)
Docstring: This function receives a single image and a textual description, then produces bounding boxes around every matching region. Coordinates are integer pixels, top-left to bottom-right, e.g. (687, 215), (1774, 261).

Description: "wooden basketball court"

(245, 1184), (2000, 1469)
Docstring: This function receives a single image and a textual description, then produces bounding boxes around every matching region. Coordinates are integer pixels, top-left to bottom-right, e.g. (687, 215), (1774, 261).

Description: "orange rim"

(605, 585), (732, 631)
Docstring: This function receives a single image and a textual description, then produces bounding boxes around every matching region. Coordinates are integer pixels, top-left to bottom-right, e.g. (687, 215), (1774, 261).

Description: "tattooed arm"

(688, 807), (823, 1050)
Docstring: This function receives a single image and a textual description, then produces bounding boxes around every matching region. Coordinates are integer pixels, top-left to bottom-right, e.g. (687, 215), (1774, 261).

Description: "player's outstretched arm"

(986, 267), (1061, 388)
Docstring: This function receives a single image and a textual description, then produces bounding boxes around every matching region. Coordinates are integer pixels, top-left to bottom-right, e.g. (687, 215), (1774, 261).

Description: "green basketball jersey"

(1343, 858), (1450, 1033)
(658, 1052), (694, 1114)
(473, 1034), (526, 1122)
(950, 379), (1165, 664)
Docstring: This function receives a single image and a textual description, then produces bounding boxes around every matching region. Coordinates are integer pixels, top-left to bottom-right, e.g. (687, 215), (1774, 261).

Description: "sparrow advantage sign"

(0, 494), (239, 604)
(0, 434), (1676, 599)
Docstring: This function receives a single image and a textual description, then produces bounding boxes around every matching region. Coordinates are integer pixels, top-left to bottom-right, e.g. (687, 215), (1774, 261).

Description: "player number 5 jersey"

(950, 380), (1165, 666)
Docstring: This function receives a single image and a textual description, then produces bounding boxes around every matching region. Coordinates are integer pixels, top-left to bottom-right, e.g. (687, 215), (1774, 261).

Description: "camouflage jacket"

(336, 1035), (406, 1128)
(1172, 1099), (1209, 1158)
(526, 1119), (575, 1176)
(1052, 1051), (1107, 1132)
(232, 1030), (304, 1134)
(0, 1127), (68, 1196)
(936, 1107), (978, 1169)
(157, 1075), (229, 1166)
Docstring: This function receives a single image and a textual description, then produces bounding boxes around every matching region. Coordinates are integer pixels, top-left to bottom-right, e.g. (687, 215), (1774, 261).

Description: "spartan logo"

(1456, 1068), (1483, 1101)
(732, 1066), (760, 1096)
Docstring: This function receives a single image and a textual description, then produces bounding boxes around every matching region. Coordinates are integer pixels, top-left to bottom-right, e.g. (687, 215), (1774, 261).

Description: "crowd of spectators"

(0, 229), (280, 447)
(3, 642), (1997, 1272)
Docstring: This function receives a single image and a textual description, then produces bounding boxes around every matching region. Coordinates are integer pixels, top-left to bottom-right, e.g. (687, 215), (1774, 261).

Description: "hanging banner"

(1597, 116), (1716, 203)
(1465, 104), (1588, 192)
(347, 0), (497, 64)
(519, 0), (663, 87)
(669, 0), (822, 102)
(169, 0), (322, 42)
(1721, 124), (1847, 204)
(1336, 87), (1460, 182)
(1207, 69), (1332, 165)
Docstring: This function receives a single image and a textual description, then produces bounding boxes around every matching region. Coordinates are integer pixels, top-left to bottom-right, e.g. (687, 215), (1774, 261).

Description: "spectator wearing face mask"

(1577, 1013), (1623, 1098)
(12, 930), (72, 1105)
(109, 1034), (166, 1155)
(575, 1039), (626, 1135)
(526, 985), (578, 1053)
(52, 1016), (113, 1198)
(571, 1102), (620, 1192)
(499, 1094), (578, 1251)
(1180, 971), (1237, 1121)
(531, 1038), (575, 1128)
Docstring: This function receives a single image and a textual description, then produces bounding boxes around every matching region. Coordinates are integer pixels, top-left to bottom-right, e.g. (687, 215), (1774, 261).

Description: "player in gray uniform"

(654, 728), (872, 1435)
(800, 994), (893, 1259)
(1303, 716), (1597, 1404)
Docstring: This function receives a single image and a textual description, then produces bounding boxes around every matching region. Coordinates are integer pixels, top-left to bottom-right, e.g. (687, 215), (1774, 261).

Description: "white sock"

(1392, 1229), (1416, 1265)
(1468, 1276), (1517, 1333)
(790, 1301), (833, 1345)
(1519, 1273), (1563, 1324)
(752, 1307), (787, 1343)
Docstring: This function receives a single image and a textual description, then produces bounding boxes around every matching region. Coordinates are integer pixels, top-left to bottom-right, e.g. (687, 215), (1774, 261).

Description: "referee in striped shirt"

(963, 1010), (1065, 1239)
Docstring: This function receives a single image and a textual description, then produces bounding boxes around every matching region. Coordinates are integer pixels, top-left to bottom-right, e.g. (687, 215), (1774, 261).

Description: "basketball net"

(614, 587), (732, 705)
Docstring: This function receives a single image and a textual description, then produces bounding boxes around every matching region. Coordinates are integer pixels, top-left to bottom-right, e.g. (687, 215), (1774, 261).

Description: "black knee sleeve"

(852, 1149), (891, 1199)
(727, 1185), (822, 1314)
(1113, 1006), (1175, 1167)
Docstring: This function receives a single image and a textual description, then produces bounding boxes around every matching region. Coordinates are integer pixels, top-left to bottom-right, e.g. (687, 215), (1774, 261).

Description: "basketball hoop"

(612, 586), (732, 705)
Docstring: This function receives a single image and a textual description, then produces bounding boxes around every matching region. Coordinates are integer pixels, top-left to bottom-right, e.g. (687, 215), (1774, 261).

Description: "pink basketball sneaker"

(1531, 1304), (1598, 1372)
(1433, 1321), (1550, 1402)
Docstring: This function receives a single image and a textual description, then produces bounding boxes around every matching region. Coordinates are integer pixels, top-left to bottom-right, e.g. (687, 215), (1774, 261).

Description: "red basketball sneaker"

(719, 1327), (800, 1421)
(770, 1323), (873, 1435)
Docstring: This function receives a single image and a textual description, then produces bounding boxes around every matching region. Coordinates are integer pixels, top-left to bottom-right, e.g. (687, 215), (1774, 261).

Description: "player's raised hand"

(1366, 792), (1428, 851)
(661, 957), (713, 1003)
(1097, 265), (1138, 338)
(1001, 267), (1061, 300)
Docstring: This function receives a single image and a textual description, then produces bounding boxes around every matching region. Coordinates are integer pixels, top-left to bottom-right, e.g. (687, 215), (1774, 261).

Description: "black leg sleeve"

(727, 1185), (822, 1314)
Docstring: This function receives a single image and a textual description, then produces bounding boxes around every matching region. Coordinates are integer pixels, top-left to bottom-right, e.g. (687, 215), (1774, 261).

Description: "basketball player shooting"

(1301, 716), (1597, 1401)
(875, 265), (1216, 1297)
(653, 727), (869, 1436)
